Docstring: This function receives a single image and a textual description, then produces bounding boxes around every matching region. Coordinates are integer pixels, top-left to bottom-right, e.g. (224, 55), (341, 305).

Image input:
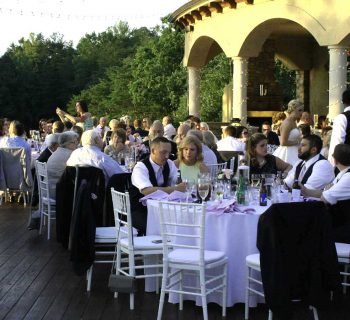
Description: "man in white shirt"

(285, 134), (334, 190)
(216, 125), (245, 153)
(328, 89), (350, 165)
(131, 136), (186, 234)
(186, 129), (217, 165)
(162, 116), (176, 140)
(67, 129), (124, 181)
(94, 117), (110, 138)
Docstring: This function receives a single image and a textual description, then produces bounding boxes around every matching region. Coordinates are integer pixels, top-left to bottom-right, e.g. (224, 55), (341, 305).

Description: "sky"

(0, 0), (188, 54)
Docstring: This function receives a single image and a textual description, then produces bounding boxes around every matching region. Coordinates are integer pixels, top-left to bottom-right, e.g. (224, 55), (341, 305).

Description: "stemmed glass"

(213, 180), (224, 202)
(184, 179), (196, 202)
(197, 178), (210, 203)
(251, 174), (261, 187)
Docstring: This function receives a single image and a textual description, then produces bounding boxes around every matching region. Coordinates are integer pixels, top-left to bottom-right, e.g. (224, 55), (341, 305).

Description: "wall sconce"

(259, 84), (268, 96)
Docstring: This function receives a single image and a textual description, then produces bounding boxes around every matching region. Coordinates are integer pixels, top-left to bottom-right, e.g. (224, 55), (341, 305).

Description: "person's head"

(236, 126), (249, 141)
(76, 100), (88, 113)
(52, 121), (64, 133)
(261, 121), (271, 136)
(134, 119), (142, 128)
(333, 144), (350, 167)
(149, 120), (164, 140)
(9, 120), (25, 137)
(286, 99), (304, 119)
(117, 122), (127, 130)
(299, 111), (311, 125)
(178, 135), (203, 165)
(46, 119), (54, 134)
(39, 119), (47, 133)
(0, 119), (5, 136)
(246, 133), (268, 159)
(45, 133), (60, 152)
(81, 129), (103, 149)
(149, 136), (171, 166)
(64, 121), (73, 130)
(176, 123), (191, 144)
(109, 119), (119, 131)
(186, 129), (203, 142)
(58, 131), (79, 150)
(99, 117), (107, 127)
(199, 122), (209, 131)
(224, 125), (236, 138)
(142, 117), (151, 129)
(342, 89), (350, 106)
(298, 134), (322, 161)
(162, 116), (172, 126)
(202, 130), (217, 149)
(191, 116), (201, 130)
(91, 116), (98, 127)
(298, 124), (311, 138)
(272, 112), (286, 124)
(71, 125), (83, 142)
(111, 129), (127, 147)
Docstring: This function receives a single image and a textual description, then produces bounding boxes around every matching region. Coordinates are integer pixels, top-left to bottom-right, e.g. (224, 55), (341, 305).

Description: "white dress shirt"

(328, 106), (350, 165)
(202, 144), (217, 166)
(284, 154), (334, 190)
(322, 167), (350, 205)
(163, 124), (176, 140)
(94, 125), (110, 138)
(66, 145), (124, 180)
(216, 136), (245, 152)
(131, 158), (178, 192)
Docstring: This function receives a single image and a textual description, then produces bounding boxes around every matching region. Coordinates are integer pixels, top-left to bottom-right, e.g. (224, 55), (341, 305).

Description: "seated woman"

(174, 136), (209, 182)
(202, 131), (224, 163)
(302, 144), (350, 243)
(247, 133), (292, 175)
(104, 129), (129, 161)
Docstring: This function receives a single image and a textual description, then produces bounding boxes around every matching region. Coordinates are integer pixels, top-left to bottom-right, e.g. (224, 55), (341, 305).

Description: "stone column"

(232, 57), (248, 125)
(188, 66), (200, 117)
(328, 46), (348, 121)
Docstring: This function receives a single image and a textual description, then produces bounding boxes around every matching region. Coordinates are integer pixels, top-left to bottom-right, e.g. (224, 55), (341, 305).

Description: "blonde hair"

(287, 99), (304, 113)
(177, 135), (203, 164)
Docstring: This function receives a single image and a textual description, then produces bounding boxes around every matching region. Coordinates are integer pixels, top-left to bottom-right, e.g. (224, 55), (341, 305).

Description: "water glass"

(198, 178), (210, 203)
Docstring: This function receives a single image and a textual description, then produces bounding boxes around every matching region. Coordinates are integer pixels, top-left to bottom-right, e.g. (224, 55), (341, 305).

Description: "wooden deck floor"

(0, 203), (350, 320)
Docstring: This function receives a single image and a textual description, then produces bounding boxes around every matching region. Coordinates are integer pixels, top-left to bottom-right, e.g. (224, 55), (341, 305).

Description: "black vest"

(129, 157), (170, 213)
(342, 110), (350, 145)
(294, 154), (326, 184)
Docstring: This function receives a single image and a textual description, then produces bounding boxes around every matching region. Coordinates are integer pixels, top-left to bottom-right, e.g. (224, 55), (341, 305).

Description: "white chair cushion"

(335, 242), (350, 259)
(246, 253), (261, 269)
(168, 248), (225, 264)
(120, 235), (163, 250)
(95, 226), (137, 243)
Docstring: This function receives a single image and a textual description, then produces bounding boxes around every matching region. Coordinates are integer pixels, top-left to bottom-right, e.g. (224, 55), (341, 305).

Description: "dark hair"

(117, 122), (127, 130)
(134, 119), (142, 127)
(191, 116), (201, 124)
(224, 125), (236, 137)
(111, 128), (127, 144)
(53, 121), (65, 133)
(150, 136), (171, 149)
(0, 119), (4, 136)
(333, 144), (350, 166)
(261, 121), (271, 127)
(298, 124), (311, 138)
(77, 100), (88, 112)
(71, 125), (83, 140)
(235, 126), (248, 139)
(64, 121), (73, 130)
(46, 118), (54, 124)
(10, 120), (25, 137)
(342, 89), (350, 106)
(246, 133), (268, 168)
(303, 134), (323, 154)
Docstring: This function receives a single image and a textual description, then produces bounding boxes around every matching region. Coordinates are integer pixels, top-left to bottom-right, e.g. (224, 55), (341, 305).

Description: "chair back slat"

(158, 201), (206, 263)
(206, 162), (227, 179)
(111, 188), (133, 247)
(36, 161), (51, 200)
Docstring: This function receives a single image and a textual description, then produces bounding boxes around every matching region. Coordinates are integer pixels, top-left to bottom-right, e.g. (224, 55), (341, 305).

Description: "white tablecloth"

(146, 199), (269, 307)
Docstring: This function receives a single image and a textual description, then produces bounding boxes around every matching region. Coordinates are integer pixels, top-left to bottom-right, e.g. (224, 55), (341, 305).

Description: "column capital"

(231, 56), (248, 62)
(328, 45), (348, 50)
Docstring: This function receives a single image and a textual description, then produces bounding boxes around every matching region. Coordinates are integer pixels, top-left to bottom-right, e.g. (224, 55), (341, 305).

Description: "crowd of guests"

(1, 90), (350, 241)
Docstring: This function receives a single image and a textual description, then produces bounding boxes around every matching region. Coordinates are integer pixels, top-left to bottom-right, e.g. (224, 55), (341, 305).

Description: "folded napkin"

(139, 190), (188, 206)
(206, 199), (256, 215)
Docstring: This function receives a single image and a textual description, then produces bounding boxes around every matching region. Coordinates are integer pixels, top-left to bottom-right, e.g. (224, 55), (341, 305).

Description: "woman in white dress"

(273, 99), (304, 165)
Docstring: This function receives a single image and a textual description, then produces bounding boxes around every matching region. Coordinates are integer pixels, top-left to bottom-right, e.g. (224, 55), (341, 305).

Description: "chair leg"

(179, 270), (183, 311)
(199, 268), (208, 320)
(39, 211), (44, 235)
(87, 265), (93, 291)
(157, 262), (169, 320)
(222, 262), (227, 317)
(343, 264), (349, 294)
(245, 266), (251, 320)
(114, 244), (121, 299)
(155, 255), (160, 295)
(129, 252), (135, 310)
(47, 213), (51, 240)
(268, 309), (273, 320)
(310, 306), (319, 320)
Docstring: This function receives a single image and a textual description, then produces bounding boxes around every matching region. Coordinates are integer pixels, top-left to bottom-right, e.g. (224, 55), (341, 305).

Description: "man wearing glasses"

(261, 121), (280, 146)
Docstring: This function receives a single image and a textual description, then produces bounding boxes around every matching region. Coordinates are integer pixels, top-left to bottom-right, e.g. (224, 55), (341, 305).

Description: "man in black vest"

(329, 89), (350, 166)
(284, 134), (334, 191)
(130, 136), (186, 235)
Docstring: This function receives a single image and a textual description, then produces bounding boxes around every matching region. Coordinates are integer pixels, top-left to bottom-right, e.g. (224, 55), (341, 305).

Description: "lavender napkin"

(139, 190), (188, 206)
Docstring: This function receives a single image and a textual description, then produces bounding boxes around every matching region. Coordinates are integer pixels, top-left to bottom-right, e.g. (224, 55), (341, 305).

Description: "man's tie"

(156, 167), (164, 186)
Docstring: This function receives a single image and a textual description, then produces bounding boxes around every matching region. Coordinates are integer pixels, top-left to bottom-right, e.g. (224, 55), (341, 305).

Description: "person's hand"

(323, 183), (333, 191)
(300, 184), (308, 196)
(175, 182), (186, 192)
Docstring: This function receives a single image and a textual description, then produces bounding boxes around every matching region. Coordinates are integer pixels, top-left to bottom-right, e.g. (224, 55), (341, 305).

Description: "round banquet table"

(145, 199), (270, 307)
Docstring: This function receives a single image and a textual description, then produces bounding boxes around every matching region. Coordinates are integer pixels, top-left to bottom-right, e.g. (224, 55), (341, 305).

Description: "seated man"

(302, 144), (350, 243)
(67, 129), (124, 181)
(130, 136), (186, 235)
(284, 134), (334, 190)
(216, 125), (245, 153)
(37, 133), (60, 163)
(261, 121), (280, 146)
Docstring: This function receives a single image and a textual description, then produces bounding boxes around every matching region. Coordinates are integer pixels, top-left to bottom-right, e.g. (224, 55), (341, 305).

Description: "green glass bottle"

(236, 175), (246, 205)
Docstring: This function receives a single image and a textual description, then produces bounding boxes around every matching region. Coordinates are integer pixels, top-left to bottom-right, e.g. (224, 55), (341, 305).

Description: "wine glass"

(213, 181), (224, 202)
(184, 179), (196, 202)
(198, 178), (210, 203)
(251, 174), (260, 187)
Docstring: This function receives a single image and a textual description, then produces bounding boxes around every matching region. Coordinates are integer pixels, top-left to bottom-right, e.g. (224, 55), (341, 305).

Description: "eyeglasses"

(242, 132), (248, 135)
(262, 129), (269, 131)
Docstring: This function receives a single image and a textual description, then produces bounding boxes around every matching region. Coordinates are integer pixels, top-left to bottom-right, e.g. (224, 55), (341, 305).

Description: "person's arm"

(141, 183), (186, 196)
(275, 157), (292, 174)
(56, 108), (66, 123)
(279, 121), (299, 146)
(300, 184), (322, 198)
(328, 114), (346, 165)
(199, 162), (209, 173)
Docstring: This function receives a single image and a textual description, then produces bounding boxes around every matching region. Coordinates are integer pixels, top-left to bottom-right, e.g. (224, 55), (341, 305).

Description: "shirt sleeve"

(304, 160), (335, 190)
(131, 162), (153, 191)
(100, 155), (124, 179)
(328, 114), (347, 165)
(322, 173), (350, 205)
(284, 161), (299, 188)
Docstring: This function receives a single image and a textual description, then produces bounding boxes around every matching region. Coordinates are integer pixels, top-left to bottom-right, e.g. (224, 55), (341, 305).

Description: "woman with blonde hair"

(273, 99), (304, 165)
(174, 136), (209, 182)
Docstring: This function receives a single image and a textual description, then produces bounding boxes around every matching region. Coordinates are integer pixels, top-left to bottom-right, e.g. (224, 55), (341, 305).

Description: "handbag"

(108, 222), (137, 293)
